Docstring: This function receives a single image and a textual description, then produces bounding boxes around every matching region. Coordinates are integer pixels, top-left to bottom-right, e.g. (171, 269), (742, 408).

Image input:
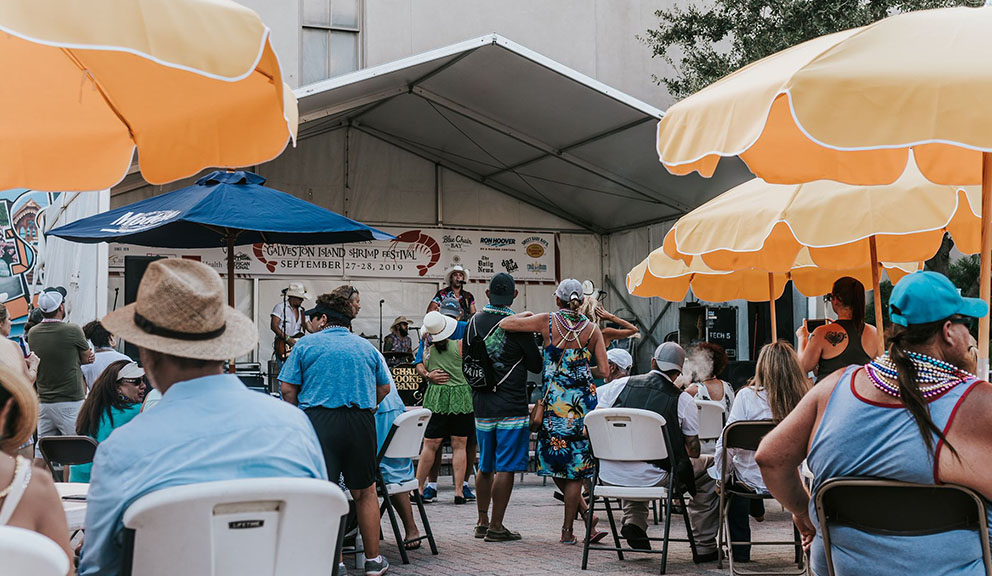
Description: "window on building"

(301, 0), (360, 85)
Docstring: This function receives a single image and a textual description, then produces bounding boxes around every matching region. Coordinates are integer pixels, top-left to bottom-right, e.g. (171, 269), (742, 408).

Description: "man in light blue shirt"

(81, 259), (327, 576)
(279, 287), (391, 576)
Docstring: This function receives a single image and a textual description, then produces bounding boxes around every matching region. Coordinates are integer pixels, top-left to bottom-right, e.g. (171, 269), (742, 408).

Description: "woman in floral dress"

(501, 279), (608, 544)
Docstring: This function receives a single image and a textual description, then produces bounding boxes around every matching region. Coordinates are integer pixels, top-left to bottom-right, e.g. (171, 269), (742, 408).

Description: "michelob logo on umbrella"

(100, 210), (182, 234)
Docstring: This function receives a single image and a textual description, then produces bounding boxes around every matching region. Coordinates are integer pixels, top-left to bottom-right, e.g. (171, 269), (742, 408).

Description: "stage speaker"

(122, 256), (165, 360)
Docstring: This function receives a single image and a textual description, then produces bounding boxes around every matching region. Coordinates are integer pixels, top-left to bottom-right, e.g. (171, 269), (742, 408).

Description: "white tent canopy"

(296, 34), (749, 234)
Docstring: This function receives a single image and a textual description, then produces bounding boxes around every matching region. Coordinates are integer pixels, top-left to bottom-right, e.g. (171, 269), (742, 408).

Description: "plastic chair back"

(381, 408), (432, 460)
(122, 478), (348, 576)
(0, 526), (70, 576)
(586, 408), (667, 462)
(815, 478), (992, 576)
(38, 435), (98, 467)
(722, 420), (775, 452)
(695, 399), (726, 442)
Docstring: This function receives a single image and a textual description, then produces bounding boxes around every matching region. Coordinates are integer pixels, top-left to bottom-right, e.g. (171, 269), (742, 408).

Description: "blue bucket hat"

(889, 271), (987, 327)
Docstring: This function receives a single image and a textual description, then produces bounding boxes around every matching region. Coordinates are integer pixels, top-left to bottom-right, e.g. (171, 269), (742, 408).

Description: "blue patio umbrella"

(49, 170), (393, 304)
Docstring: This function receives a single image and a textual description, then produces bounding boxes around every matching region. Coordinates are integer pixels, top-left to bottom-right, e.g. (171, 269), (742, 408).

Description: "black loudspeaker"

(122, 256), (165, 360)
(725, 360), (757, 392)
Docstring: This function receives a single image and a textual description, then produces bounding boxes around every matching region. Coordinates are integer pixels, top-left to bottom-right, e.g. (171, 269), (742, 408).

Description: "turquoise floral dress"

(537, 313), (597, 480)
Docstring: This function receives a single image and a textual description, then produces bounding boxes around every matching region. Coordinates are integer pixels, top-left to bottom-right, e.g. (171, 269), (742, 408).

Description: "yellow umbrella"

(626, 247), (921, 341)
(654, 4), (992, 375)
(0, 0), (297, 192)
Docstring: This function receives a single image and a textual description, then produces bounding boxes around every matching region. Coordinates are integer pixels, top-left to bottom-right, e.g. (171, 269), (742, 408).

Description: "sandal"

(560, 528), (578, 545)
(404, 540), (422, 550)
(583, 514), (608, 543)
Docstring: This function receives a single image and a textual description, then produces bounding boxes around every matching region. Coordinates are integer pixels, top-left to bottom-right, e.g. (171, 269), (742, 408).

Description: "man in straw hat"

(427, 264), (475, 321)
(270, 281), (310, 362)
(383, 315), (412, 363)
(279, 289), (392, 576)
(78, 259), (326, 576)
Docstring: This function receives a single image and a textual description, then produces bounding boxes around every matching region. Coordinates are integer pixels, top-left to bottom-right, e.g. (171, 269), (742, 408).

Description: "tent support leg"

(768, 273), (777, 342)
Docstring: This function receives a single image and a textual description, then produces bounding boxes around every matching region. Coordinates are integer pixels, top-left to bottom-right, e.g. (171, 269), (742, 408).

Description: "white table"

(56, 482), (88, 532)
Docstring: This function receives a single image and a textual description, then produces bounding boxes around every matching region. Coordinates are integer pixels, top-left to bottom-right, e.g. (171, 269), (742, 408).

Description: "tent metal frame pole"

(768, 273), (777, 342)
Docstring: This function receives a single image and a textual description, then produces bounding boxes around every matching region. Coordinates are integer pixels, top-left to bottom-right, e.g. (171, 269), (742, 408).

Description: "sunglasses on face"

(950, 316), (975, 331)
(120, 378), (143, 386)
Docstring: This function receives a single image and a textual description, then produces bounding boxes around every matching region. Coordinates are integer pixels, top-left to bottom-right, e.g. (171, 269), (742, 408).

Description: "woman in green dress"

(415, 310), (475, 504)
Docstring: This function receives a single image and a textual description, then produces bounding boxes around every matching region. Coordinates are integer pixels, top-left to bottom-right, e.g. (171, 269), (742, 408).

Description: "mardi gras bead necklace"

(865, 351), (974, 399)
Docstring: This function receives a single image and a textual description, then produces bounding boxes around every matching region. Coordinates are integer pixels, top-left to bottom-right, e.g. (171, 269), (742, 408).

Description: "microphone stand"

(378, 299), (385, 351)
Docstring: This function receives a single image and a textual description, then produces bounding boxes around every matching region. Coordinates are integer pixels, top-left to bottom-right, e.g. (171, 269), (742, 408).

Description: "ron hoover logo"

(480, 237), (517, 248)
(100, 210), (182, 234)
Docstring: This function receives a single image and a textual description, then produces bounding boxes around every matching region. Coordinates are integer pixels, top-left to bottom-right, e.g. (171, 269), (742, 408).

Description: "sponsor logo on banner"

(523, 235), (549, 258)
(502, 258), (519, 274)
(442, 234), (473, 250)
(100, 210), (181, 234)
(527, 263), (548, 274)
(477, 255), (494, 274)
(390, 230), (441, 276)
(480, 237), (516, 249)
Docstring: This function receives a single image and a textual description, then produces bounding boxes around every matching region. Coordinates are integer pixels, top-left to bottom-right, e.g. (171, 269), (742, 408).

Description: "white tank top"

(0, 456), (32, 525)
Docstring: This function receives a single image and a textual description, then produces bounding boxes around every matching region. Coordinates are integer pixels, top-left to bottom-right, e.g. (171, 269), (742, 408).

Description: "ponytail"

(886, 322), (957, 458)
(568, 298), (582, 312)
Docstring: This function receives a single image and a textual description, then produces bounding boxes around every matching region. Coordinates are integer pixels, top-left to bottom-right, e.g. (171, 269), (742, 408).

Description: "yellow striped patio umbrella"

(654, 4), (992, 374)
(626, 246), (920, 341)
(0, 0), (297, 192)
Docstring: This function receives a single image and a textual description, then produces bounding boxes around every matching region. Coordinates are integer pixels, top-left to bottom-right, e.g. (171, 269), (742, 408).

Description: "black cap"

(489, 273), (515, 307)
(43, 286), (67, 298)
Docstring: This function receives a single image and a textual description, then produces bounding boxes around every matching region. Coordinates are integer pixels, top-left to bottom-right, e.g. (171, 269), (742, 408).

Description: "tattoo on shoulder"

(825, 330), (848, 346)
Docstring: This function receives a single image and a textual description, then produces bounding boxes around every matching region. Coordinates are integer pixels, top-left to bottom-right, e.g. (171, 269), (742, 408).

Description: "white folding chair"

(0, 526), (70, 576)
(121, 477), (348, 576)
(582, 408), (697, 575)
(695, 399), (726, 454)
(378, 408), (437, 564)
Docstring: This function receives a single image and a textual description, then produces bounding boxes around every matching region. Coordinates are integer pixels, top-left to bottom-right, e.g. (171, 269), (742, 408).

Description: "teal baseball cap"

(889, 271), (987, 327)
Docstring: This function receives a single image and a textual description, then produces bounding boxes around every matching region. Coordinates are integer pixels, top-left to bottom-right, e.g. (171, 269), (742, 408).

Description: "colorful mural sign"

(109, 227), (558, 282)
(0, 190), (57, 326)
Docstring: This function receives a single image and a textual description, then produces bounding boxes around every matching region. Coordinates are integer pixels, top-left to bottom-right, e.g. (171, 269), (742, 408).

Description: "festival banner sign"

(108, 227), (556, 282)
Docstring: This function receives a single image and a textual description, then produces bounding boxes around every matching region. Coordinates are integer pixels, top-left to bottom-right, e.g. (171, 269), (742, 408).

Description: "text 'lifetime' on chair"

(582, 407), (698, 575)
(0, 526), (70, 576)
(815, 478), (992, 576)
(120, 477), (349, 576)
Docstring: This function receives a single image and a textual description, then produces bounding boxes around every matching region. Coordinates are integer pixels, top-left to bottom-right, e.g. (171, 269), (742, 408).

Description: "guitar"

(274, 332), (304, 361)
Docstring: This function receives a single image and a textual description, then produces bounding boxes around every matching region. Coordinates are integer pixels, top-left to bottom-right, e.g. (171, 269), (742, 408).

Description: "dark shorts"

(425, 412), (475, 439)
(305, 406), (377, 490)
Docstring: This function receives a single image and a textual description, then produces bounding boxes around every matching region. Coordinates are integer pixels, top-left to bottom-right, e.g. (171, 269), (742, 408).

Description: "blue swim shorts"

(475, 416), (530, 473)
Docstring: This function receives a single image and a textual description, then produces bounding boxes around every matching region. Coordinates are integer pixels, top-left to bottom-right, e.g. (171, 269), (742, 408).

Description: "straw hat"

(285, 282), (310, 300)
(445, 265), (470, 285)
(423, 311), (457, 342)
(0, 362), (38, 453)
(390, 316), (410, 330)
(102, 259), (257, 361)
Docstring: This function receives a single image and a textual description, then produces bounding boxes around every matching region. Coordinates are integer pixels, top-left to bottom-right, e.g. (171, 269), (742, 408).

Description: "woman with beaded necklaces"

(500, 279), (609, 545)
(757, 271), (992, 576)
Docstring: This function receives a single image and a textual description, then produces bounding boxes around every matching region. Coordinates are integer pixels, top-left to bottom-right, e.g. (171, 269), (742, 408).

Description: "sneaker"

(474, 524), (489, 539)
(337, 562), (348, 575)
(421, 486), (437, 503)
(462, 485), (476, 501)
(364, 556), (389, 576)
(485, 526), (522, 542)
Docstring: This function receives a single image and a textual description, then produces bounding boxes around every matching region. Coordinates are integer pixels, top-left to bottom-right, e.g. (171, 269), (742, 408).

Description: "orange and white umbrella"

(0, 0), (297, 192)
(626, 247), (920, 339)
(654, 3), (992, 375)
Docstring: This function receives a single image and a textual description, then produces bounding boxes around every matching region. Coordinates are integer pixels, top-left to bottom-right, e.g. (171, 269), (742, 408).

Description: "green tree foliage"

(642, 0), (979, 101)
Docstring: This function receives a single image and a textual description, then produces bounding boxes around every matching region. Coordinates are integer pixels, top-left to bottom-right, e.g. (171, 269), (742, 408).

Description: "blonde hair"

(0, 362), (39, 453)
(750, 341), (810, 423)
(580, 295), (599, 322)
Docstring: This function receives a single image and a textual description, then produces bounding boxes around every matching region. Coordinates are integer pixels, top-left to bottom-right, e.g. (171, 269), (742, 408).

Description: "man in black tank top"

(600, 342), (721, 563)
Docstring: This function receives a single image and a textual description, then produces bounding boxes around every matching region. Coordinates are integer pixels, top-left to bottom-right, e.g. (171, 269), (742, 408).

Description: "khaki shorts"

(36, 400), (84, 458)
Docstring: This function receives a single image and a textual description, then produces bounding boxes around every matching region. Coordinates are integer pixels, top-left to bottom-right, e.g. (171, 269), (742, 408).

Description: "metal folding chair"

(716, 420), (806, 575)
(582, 408), (697, 574)
(37, 436), (98, 480)
(815, 478), (992, 576)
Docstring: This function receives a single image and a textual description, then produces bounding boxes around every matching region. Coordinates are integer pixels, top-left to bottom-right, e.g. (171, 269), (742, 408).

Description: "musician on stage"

(271, 282), (310, 364)
(427, 265), (476, 321)
(383, 316), (413, 367)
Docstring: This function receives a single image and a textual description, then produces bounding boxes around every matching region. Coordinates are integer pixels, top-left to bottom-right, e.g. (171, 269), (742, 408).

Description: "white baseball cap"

(37, 290), (64, 313)
(606, 348), (633, 371)
(117, 362), (145, 381)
